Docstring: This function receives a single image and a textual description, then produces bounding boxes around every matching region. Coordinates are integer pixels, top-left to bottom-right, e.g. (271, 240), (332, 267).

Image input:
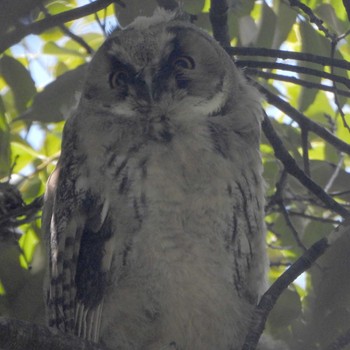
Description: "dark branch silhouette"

(0, 0), (121, 53)
(209, 0), (231, 48)
(256, 83), (350, 155)
(227, 47), (350, 70)
(0, 317), (109, 350)
(261, 112), (350, 218)
(238, 60), (350, 89)
(242, 219), (350, 350)
(245, 69), (350, 98)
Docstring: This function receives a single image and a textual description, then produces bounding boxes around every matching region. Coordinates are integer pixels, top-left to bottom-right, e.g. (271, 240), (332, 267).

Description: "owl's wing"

(43, 158), (112, 342)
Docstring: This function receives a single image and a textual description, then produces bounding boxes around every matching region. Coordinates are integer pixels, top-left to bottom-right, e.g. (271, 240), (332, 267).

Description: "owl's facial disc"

(106, 47), (197, 108)
(83, 19), (233, 122)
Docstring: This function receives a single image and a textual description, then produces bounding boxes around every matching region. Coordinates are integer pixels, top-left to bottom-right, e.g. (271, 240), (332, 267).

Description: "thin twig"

(255, 82), (350, 155)
(324, 154), (345, 193)
(0, 197), (43, 227)
(279, 203), (308, 251)
(242, 219), (350, 350)
(288, 0), (336, 41)
(329, 41), (350, 133)
(261, 112), (350, 218)
(245, 69), (350, 98)
(39, 3), (94, 54)
(269, 171), (308, 251)
(284, 211), (341, 224)
(301, 127), (310, 176)
(0, 0), (118, 53)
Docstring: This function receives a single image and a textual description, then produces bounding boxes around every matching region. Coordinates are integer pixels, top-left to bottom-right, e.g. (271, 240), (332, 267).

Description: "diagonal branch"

(242, 219), (350, 350)
(288, 0), (336, 41)
(0, 317), (109, 350)
(256, 82), (350, 155)
(261, 112), (350, 218)
(0, 0), (118, 53)
(245, 69), (350, 98)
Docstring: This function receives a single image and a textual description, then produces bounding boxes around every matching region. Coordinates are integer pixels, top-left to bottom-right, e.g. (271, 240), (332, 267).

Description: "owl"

(43, 8), (268, 350)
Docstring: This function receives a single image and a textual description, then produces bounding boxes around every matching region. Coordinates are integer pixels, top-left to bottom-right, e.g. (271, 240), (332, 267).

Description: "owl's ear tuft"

(168, 5), (197, 23)
(107, 24), (122, 38)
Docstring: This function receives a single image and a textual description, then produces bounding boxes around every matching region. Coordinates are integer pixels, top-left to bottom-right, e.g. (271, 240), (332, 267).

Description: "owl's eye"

(109, 70), (129, 89)
(172, 56), (195, 70)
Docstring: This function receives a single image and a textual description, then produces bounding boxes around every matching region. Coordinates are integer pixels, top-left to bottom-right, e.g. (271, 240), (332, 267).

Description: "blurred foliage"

(0, 0), (350, 349)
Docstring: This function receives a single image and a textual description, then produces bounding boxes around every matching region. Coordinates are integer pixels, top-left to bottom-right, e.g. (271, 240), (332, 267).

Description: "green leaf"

(10, 138), (41, 174)
(43, 41), (85, 57)
(268, 288), (302, 328)
(0, 280), (5, 295)
(315, 4), (347, 35)
(0, 97), (11, 178)
(19, 226), (40, 269)
(17, 65), (86, 123)
(238, 15), (258, 46)
(298, 21), (329, 112)
(255, 2), (277, 49)
(0, 55), (36, 114)
(272, 1), (298, 48)
(308, 159), (350, 199)
(20, 175), (44, 200)
(183, 0), (205, 14)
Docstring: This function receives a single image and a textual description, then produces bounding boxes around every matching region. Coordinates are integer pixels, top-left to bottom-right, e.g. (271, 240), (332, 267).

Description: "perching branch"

(0, 317), (109, 350)
(0, 0), (119, 53)
(242, 219), (350, 350)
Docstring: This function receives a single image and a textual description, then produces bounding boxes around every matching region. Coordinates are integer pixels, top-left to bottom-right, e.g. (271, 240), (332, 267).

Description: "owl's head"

(80, 8), (261, 144)
(83, 9), (238, 112)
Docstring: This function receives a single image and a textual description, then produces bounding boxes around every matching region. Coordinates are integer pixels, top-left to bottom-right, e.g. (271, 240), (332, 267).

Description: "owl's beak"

(143, 73), (154, 102)
(137, 68), (160, 103)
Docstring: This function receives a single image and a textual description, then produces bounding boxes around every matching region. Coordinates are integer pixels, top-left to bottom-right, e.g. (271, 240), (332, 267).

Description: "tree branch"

(209, 0), (231, 48)
(245, 69), (350, 98)
(261, 112), (350, 218)
(238, 60), (350, 89)
(288, 0), (336, 41)
(256, 82), (350, 155)
(242, 219), (350, 350)
(227, 47), (350, 70)
(0, 317), (109, 350)
(0, 0), (118, 53)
